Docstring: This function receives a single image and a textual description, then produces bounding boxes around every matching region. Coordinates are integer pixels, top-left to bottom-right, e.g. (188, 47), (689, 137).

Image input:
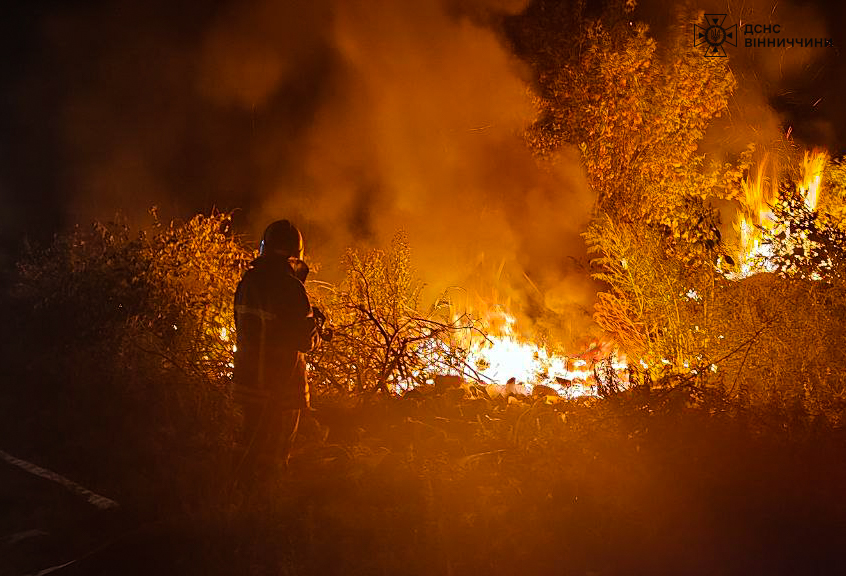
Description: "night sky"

(0, 0), (843, 260)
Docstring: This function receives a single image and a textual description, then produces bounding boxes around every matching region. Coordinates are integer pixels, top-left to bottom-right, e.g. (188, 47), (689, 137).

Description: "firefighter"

(233, 219), (321, 480)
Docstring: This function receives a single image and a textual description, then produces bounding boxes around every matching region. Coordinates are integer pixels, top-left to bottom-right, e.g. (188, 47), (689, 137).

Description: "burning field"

(2, 0), (846, 574)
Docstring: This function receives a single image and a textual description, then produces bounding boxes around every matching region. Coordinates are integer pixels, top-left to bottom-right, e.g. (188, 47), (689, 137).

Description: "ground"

(3, 386), (846, 576)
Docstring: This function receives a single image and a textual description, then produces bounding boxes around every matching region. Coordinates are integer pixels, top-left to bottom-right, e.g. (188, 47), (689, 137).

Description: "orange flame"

(463, 306), (626, 398)
(733, 150), (827, 277)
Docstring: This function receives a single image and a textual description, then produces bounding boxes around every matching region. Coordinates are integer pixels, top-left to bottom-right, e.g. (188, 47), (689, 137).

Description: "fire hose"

(0, 449), (118, 511)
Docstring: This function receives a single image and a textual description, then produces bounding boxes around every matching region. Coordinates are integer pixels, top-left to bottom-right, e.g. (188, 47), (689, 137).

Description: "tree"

(514, 4), (735, 219)
(509, 3), (738, 370)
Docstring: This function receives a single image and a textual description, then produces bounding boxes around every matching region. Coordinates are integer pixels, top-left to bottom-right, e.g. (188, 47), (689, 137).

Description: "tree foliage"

(513, 4), (737, 372)
(764, 183), (846, 282)
(518, 5), (735, 218)
(510, 2), (846, 414)
(583, 198), (725, 367)
(820, 157), (846, 226)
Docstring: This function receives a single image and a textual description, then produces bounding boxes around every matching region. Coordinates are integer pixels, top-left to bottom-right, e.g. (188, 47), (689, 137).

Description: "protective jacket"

(233, 254), (319, 410)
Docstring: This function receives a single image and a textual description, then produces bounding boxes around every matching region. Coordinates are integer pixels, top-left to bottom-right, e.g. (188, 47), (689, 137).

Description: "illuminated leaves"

(519, 7), (744, 375)
(819, 157), (846, 225)
(16, 210), (253, 385)
(583, 200), (726, 371)
(763, 183), (846, 282)
(526, 14), (734, 219)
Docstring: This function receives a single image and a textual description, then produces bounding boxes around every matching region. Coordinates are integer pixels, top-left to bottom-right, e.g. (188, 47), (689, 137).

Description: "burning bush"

(763, 182), (846, 282)
(583, 155), (846, 418)
(515, 4), (846, 415)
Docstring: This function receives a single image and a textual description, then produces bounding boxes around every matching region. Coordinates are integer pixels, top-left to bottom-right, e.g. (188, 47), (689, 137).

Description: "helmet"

(260, 220), (303, 258)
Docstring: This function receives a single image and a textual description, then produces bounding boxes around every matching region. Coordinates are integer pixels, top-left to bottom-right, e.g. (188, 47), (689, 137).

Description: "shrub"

(307, 233), (481, 395)
(5, 211), (251, 510)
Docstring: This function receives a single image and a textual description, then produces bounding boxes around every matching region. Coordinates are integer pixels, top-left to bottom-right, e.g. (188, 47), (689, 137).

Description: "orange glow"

(799, 150), (826, 212)
(463, 306), (626, 398)
(733, 150), (827, 277)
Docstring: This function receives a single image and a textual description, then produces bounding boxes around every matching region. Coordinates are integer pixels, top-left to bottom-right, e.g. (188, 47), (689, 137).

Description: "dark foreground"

(3, 383), (846, 576)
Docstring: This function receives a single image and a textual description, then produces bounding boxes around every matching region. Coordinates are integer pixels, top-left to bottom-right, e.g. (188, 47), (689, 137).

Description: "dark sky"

(0, 0), (274, 243)
(0, 0), (844, 258)
(1, 0), (314, 248)
(767, 1), (846, 149)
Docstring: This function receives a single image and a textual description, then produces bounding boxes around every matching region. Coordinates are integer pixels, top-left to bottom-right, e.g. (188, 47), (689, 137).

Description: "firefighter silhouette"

(233, 220), (321, 480)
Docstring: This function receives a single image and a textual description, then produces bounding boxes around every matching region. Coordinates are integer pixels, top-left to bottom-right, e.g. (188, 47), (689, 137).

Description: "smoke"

(4, 0), (595, 344)
(634, 0), (834, 158)
(698, 0), (831, 158)
(10, 0), (835, 346)
(255, 0), (596, 342)
(197, 1), (333, 110)
(187, 0), (599, 344)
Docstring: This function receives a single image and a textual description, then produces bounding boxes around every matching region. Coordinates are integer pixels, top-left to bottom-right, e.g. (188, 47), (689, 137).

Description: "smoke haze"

(1, 0), (842, 343)
(259, 0), (597, 339)
(0, 0), (598, 343)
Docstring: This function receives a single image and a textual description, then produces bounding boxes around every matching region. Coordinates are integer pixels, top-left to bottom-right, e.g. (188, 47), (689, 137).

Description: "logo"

(694, 14), (737, 57)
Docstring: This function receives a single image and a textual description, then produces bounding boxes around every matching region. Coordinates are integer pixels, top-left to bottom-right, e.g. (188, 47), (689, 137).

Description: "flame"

(734, 154), (777, 276)
(386, 305), (627, 398)
(799, 150), (825, 212)
(463, 306), (626, 398)
(733, 150), (827, 277)
(387, 150), (829, 392)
